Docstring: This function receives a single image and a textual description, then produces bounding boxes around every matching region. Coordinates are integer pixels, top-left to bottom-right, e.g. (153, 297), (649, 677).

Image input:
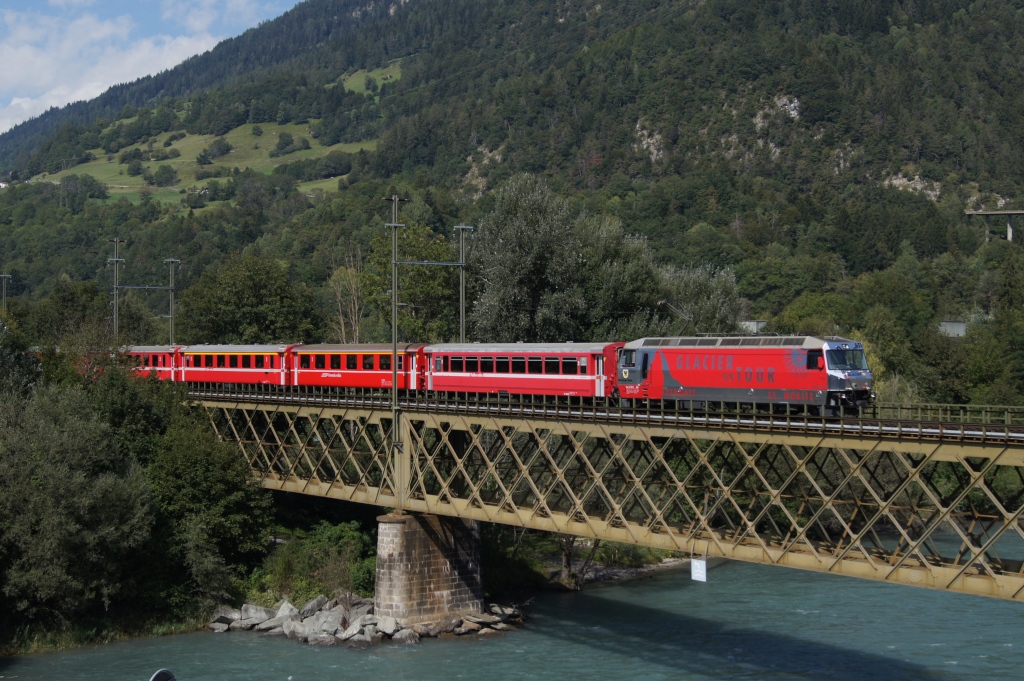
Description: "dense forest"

(2, 0), (1024, 650)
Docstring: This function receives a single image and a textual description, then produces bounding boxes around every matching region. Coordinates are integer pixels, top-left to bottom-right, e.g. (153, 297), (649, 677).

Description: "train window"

(435, 356), (443, 371)
(807, 350), (823, 371)
(229, 355), (238, 368)
(330, 355), (341, 370)
(315, 355), (326, 369)
(380, 355), (391, 371)
(242, 355), (251, 369)
(205, 355), (213, 367)
(363, 355), (374, 370)
(580, 356), (589, 373)
(451, 356), (464, 372)
(217, 355), (226, 368)
(269, 356), (275, 369)
(512, 357), (526, 373)
(622, 350), (636, 367)
(496, 357), (510, 373)
(562, 357), (578, 375)
(466, 356), (479, 373)
(528, 357), (543, 374)
(481, 357), (494, 372)
(347, 355), (357, 370)
(398, 356), (404, 370)
(143, 355), (150, 367)
(545, 357), (560, 374)
(255, 355), (265, 369)
(300, 355), (310, 369)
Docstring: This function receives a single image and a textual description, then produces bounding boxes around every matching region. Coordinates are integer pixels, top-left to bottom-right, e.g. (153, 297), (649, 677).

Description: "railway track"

(187, 387), (1024, 446)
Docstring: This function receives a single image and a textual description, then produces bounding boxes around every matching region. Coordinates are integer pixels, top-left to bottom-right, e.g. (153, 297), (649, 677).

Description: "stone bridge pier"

(374, 513), (483, 626)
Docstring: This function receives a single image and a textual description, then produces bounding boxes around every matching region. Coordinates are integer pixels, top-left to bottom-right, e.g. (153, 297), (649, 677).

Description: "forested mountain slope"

(2, 0), (1024, 406)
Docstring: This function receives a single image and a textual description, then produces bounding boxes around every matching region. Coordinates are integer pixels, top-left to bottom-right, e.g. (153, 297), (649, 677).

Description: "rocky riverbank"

(209, 596), (524, 647)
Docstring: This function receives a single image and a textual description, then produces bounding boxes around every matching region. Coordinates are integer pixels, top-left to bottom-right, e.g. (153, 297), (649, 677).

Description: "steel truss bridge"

(193, 386), (1024, 601)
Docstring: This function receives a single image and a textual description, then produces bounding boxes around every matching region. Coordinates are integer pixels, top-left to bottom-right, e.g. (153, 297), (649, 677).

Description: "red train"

(129, 335), (874, 410)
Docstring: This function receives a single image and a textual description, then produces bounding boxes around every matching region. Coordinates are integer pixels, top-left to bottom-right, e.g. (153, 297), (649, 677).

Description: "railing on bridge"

(192, 385), (1024, 601)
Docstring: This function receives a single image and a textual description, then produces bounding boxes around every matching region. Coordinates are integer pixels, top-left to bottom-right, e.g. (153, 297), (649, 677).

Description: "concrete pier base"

(374, 513), (483, 626)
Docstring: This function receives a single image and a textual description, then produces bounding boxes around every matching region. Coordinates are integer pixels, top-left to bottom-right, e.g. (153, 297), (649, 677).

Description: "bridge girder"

(201, 398), (1024, 601)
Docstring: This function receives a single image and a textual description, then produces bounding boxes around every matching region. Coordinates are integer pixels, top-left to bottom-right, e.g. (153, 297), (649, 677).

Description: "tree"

(147, 415), (272, 607)
(0, 386), (152, 623)
(327, 248), (364, 343)
(150, 164), (178, 187)
(179, 253), (320, 343)
(362, 223), (457, 342)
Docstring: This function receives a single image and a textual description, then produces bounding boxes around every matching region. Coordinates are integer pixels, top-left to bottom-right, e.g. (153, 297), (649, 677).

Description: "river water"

(2, 561), (1021, 681)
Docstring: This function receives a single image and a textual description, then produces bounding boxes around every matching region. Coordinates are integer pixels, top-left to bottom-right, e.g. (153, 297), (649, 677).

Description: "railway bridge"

(193, 386), (1024, 622)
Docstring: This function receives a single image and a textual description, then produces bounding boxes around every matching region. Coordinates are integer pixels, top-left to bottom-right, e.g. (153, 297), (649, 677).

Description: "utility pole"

(454, 225), (474, 342)
(382, 195), (409, 432)
(164, 259), (180, 344)
(0, 273), (10, 314)
(108, 238), (126, 342)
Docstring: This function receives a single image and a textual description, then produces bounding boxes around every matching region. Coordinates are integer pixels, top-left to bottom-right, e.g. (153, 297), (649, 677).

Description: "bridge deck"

(194, 387), (1024, 601)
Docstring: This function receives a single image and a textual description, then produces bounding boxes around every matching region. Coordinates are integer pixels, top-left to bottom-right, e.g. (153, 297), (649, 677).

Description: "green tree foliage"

(471, 175), (740, 341)
(0, 386), (152, 622)
(179, 253), (320, 343)
(362, 223), (457, 342)
(147, 417), (272, 608)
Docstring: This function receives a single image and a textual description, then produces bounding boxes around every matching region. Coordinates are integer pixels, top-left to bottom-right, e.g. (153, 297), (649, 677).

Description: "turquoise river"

(2, 561), (1022, 680)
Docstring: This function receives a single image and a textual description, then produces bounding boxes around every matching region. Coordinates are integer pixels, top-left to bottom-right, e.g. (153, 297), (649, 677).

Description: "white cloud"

(0, 8), (220, 133)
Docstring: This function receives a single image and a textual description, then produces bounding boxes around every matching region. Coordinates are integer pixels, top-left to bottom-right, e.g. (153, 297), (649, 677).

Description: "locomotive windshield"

(826, 349), (869, 371)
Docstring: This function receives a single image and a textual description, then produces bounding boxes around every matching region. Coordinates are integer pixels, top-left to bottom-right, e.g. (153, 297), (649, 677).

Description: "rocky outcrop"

(209, 597), (525, 647)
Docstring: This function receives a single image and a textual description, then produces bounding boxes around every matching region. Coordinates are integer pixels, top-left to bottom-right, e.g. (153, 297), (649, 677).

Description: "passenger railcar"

(292, 344), (425, 390)
(179, 344), (293, 385)
(129, 345), (181, 382)
(616, 336), (873, 410)
(423, 343), (622, 397)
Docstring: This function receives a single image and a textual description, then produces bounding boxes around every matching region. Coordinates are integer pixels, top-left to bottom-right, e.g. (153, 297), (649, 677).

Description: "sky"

(0, 0), (301, 133)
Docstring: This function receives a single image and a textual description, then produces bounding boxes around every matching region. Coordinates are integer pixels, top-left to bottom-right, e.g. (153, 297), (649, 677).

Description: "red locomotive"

(616, 336), (873, 410)
(127, 335), (873, 410)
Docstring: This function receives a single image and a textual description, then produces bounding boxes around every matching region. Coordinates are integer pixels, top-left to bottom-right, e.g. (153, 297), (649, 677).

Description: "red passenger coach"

(180, 344), (292, 385)
(129, 346), (181, 381)
(424, 343), (621, 397)
(292, 344), (425, 390)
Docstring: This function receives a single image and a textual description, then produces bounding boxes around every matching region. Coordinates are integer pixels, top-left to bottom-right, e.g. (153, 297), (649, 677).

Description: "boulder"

(454, 620), (482, 635)
(477, 627), (501, 636)
(337, 623), (362, 642)
(276, 601), (300, 619)
(488, 604), (520, 619)
(411, 623), (433, 638)
(299, 595), (328, 619)
(261, 626), (286, 637)
(255, 615), (293, 631)
(491, 622), (515, 631)
(210, 605), (241, 624)
(352, 614), (378, 628)
(428, 616), (462, 637)
(392, 628), (420, 644)
(229, 618), (259, 631)
(316, 611), (343, 635)
(308, 634), (338, 646)
(349, 601), (374, 621)
(463, 613), (500, 625)
(240, 604), (276, 623)
(324, 598), (339, 612)
(283, 619), (310, 642)
(364, 624), (378, 639)
(208, 622), (230, 633)
(377, 616), (398, 636)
